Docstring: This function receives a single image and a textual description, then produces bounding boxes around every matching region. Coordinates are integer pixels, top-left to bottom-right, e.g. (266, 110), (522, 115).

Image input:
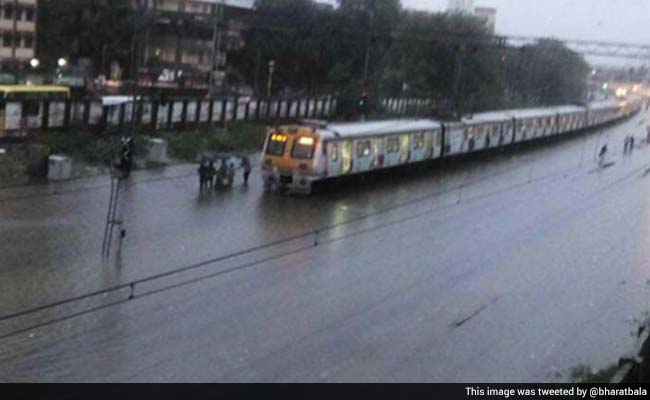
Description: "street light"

(267, 60), (276, 98)
(29, 58), (39, 69)
(57, 58), (68, 68)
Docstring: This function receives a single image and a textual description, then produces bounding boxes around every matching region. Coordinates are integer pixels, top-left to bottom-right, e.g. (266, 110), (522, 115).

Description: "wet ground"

(2, 112), (650, 382)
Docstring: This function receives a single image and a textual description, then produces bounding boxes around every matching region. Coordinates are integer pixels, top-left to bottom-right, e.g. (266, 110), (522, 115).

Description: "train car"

(509, 108), (559, 143)
(460, 111), (514, 152)
(552, 105), (587, 134)
(261, 99), (637, 194)
(586, 100), (620, 126)
(261, 119), (442, 193)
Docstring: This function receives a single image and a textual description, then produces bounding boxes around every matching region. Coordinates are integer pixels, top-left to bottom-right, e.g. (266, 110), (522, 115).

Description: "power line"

(2, 144), (647, 340)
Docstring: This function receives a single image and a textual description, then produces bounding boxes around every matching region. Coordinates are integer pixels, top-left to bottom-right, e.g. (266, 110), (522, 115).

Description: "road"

(1, 112), (650, 382)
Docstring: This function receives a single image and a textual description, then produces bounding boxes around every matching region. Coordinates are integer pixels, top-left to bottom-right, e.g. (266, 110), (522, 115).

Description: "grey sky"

(440, 0), (648, 43)
(322, 0), (650, 65)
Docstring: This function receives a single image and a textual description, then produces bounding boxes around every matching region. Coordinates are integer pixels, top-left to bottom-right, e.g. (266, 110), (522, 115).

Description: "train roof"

(464, 106), (573, 124)
(508, 108), (559, 119)
(320, 119), (441, 140)
(589, 100), (620, 110)
(552, 105), (586, 114)
(462, 111), (512, 124)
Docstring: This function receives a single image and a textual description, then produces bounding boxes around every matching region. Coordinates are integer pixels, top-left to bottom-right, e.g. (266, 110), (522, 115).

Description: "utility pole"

(209, 0), (225, 96)
(362, 0), (376, 84)
(267, 60), (276, 97)
(361, 0), (376, 121)
(129, 2), (145, 139)
(452, 46), (465, 120)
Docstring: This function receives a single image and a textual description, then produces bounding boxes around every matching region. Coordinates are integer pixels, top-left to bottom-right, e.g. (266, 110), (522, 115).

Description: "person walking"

(624, 136), (629, 154)
(598, 144), (608, 168)
(242, 156), (252, 185)
(630, 136), (635, 153)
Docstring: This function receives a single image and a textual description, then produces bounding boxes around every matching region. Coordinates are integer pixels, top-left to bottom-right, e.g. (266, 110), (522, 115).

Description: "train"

(260, 98), (644, 194)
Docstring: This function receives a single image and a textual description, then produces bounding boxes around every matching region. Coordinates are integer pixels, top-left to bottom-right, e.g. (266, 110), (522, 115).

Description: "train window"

(266, 133), (287, 156)
(291, 136), (316, 159)
(414, 133), (425, 149)
(356, 140), (371, 157)
(21, 101), (39, 117)
(434, 131), (442, 146)
(387, 137), (399, 153)
(330, 142), (339, 161)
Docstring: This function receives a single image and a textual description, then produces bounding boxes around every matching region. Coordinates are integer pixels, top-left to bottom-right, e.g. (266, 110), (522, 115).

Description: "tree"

(37, 0), (136, 76)
(514, 39), (589, 105)
(379, 10), (506, 115)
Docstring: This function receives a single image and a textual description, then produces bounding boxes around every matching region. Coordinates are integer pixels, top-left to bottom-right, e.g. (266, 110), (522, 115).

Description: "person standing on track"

(227, 163), (235, 187)
(197, 161), (208, 191)
(207, 161), (216, 189)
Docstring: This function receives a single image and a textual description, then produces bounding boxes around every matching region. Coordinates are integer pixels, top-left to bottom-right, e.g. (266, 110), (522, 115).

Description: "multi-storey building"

(0, 0), (37, 68)
(135, 0), (253, 92)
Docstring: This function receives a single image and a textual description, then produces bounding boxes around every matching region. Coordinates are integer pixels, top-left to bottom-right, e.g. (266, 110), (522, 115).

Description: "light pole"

(267, 60), (276, 98)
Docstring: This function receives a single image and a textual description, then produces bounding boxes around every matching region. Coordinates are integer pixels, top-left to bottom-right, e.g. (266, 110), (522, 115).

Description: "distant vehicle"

(261, 99), (643, 194)
(0, 85), (70, 139)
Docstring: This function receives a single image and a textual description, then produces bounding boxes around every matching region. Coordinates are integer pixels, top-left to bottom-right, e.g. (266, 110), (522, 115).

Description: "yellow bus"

(0, 85), (70, 137)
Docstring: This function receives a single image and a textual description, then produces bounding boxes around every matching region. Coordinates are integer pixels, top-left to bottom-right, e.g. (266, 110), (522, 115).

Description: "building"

(0, 0), (38, 70)
(474, 6), (496, 34)
(135, 0), (253, 93)
(447, 0), (474, 14)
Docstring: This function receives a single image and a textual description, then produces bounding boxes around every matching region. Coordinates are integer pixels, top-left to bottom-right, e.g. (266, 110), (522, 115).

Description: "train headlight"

(298, 137), (315, 146)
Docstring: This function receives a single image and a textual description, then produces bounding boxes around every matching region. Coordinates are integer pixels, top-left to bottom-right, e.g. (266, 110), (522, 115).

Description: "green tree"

(37, 0), (136, 75)
(513, 39), (589, 105)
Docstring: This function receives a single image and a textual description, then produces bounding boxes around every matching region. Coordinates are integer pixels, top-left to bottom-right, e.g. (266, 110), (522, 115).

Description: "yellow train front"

(261, 124), (326, 194)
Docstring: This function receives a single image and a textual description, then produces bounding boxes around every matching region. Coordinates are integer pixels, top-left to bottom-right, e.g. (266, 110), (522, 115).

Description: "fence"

(2, 96), (338, 137)
(381, 97), (452, 117)
(1, 95), (451, 138)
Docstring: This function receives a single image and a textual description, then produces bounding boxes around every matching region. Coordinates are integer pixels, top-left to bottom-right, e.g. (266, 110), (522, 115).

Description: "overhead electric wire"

(2, 148), (648, 341)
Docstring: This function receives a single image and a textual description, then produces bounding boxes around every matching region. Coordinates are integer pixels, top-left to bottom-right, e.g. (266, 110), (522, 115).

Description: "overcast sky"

(404, 0), (650, 43)
(322, 0), (650, 66)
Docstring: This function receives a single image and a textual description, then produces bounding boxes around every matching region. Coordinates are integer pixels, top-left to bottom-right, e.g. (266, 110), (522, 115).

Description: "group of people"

(198, 156), (252, 191)
(623, 135), (636, 155)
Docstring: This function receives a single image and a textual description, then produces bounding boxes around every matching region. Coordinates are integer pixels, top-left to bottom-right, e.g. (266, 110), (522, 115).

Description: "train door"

(400, 134), (411, 163)
(432, 130), (442, 158)
(445, 124), (464, 154)
(372, 138), (384, 168)
(466, 127), (476, 152)
(411, 132), (426, 161)
(341, 140), (353, 174)
(354, 140), (373, 172)
(326, 141), (342, 177)
(385, 136), (400, 166)
(424, 131), (434, 159)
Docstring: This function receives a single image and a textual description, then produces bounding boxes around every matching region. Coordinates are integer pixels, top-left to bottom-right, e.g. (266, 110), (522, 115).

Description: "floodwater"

(1, 112), (650, 382)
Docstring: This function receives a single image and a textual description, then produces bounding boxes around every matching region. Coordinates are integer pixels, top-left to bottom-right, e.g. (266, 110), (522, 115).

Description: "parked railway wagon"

(261, 99), (642, 194)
